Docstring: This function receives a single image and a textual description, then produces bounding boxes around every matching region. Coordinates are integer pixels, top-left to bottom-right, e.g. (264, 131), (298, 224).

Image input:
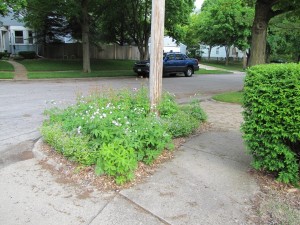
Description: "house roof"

(0, 12), (25, 26)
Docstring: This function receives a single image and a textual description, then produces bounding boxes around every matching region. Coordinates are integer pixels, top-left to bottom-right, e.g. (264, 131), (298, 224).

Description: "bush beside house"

(18, 51), (36, 59)
(242, 64), (300, 184)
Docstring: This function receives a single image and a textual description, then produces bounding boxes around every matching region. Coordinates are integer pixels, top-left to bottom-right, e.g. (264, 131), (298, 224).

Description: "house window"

(28, 31), (33, 44)
(216, 48), (219, 54)
(15, 30), (24, 44)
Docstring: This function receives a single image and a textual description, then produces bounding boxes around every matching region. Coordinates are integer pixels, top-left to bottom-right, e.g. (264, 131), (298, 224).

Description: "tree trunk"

(249, 1), (272, 66)
(208, 45), (212, 61)
(137, 44), (148, 60)
(225, 45), (230, 65)
(243, 50), (247, 70)
(81, 0), (91, 73)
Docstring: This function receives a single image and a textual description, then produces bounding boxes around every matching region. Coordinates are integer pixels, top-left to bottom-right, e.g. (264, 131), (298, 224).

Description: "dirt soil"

(39, 99), (299, 224)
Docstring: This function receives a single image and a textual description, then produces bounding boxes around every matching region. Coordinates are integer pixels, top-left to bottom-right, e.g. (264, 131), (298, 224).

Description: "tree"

(248, 0), (300, 66)
(0, 0), (26, 15)
(22, 0), (104, 73)
(192, 0), (254, 64)
(99, 0), (195, 60)
(22, 0), (68, 44)
(268, 13), (300, 63)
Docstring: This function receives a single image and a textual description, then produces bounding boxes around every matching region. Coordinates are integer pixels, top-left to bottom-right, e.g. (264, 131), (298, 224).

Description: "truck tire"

(184, 67), (193, 77)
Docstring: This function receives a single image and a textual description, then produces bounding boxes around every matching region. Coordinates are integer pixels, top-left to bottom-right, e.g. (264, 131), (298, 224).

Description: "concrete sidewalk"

(6, 60), (28, 80)
(0, 100), (259, 225)
(200, 63), (243, 74)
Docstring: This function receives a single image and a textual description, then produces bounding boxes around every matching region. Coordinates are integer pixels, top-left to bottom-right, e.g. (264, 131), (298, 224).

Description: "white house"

(0, 13), (36, 54)
(200, 44), (243, 60)
(148, 36), (187, 55)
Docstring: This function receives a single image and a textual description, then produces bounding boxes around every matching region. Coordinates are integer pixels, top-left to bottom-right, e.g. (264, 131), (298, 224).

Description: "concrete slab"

(121, 131), (258, 225)
(0, 158), (115, 225)
(184, 131), (251, 165)
(90, 194), (166, 225)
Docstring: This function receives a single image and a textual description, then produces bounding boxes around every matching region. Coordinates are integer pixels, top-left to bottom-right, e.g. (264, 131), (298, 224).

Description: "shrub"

(42, 88), (206, 184)
(18, 51), (36, 59)
(242, 63), (300, 184)
(0, 52), (4, 59)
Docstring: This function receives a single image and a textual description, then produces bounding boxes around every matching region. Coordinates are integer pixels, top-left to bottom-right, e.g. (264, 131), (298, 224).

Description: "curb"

(32, 138), (63, 171)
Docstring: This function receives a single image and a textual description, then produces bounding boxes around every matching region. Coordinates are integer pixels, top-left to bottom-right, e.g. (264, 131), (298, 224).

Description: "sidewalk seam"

(85, 193), (118, 225)
(118, 193), (171, 225)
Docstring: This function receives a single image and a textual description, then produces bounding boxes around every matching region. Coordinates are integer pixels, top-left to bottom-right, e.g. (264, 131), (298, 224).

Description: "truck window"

(175, 54), (184, 60)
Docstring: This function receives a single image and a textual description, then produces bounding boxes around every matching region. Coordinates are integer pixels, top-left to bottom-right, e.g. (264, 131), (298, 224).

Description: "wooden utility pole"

(149, 0), (165, 112)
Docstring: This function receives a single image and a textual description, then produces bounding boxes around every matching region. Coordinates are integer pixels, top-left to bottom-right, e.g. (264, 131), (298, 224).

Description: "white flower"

(77, 126), (82, 134)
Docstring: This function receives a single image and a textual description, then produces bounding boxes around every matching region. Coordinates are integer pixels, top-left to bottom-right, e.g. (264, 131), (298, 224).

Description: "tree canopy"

(186, 0), (253, 64)
(268, 13), (300, 63)
(0, 0), (26, 16)
(99, 0), (195, 60)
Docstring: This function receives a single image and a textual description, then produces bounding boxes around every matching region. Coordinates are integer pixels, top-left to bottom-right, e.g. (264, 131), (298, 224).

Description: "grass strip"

(0, 61), (14, 71)
(0, 72), (14, 79)
(28, 70), (136, 79)
(19, 59), (136, 71)
(212, 91), (243, 104)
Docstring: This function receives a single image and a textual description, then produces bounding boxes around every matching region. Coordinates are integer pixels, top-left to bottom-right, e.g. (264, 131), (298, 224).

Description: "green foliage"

(212, 91), (243, 104)
(96, 141), (137, 185)
(18, 51), (37, 59)
(268, 13), (300, 63)
(163, 100), (207, 137)
(0, 52), (10, 59)
(189, 0), (254, 54)
(0, 60), (14, 71)
(19, 59), (135, 71)
(242, 63), (300, 184)
(42, 88), (206, 184)
(99, 0), (195, 59)
(0, 0), (27, 15)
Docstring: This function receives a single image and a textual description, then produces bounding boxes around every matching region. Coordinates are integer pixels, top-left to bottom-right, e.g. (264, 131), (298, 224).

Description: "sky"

(195, 0), (204, 10)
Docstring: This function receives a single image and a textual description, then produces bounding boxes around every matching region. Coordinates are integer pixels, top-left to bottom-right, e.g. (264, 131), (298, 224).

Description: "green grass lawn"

(0, 61), (14, 71)
(0, 72), (14, 79)
(195, 68), (233, 75)
(28, 70), (136, 79)
(19, 59), (135, 71)
(201, 60), (244, 72)
(212, 91), (243, 104)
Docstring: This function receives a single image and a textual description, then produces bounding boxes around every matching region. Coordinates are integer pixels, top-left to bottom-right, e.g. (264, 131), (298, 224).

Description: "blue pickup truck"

(133, 52), (199, 77)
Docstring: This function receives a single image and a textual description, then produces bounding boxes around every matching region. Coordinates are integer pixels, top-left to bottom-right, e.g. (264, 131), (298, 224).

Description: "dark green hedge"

(0, 52), (11, 59)
(18, 51), (36, 59)
(242, 63), (300, 184)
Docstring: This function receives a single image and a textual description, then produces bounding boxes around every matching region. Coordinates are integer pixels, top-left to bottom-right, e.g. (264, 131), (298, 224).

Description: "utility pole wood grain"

(149, 0), (165, 112)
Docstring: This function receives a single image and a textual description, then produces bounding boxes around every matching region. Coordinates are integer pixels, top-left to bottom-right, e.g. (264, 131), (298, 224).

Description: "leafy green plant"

(242, 63), (300, 184)
(96, 140), (137, 185)
(41, 88), (206, 184)
(163, 100), (207, 137)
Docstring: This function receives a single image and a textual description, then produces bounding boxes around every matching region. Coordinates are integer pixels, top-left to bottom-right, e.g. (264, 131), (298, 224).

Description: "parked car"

(133, 52), (199, 77)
